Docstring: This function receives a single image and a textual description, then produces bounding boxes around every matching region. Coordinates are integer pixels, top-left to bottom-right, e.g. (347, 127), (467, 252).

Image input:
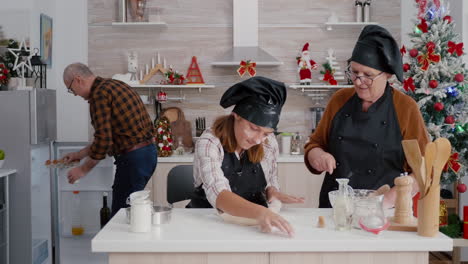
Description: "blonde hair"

(212, 115), (265, 163)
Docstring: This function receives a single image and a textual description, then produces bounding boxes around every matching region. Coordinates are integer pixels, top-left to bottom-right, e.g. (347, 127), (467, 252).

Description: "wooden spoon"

(401, 140), (425, 198)
(424, 142), (437, 196)
(431, 138), (452, 191)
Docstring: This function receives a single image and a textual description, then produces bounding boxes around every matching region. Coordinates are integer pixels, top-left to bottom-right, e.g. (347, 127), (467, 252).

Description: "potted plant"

(0, 149), (5, 168)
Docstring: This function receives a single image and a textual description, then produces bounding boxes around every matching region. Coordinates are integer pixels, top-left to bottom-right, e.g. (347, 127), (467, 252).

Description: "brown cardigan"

(304, 87), (429, 175)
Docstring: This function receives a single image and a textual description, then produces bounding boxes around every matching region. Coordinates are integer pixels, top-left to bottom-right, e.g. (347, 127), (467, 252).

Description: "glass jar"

(71, 191), (84, 236)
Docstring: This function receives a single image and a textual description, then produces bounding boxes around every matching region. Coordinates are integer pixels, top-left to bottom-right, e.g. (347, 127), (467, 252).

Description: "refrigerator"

(0, 89), (56, 264)
(52, 142), (113, 264)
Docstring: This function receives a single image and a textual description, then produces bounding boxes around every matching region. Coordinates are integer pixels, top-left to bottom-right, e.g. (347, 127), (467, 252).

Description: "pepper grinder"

(394, 175), (414, 225)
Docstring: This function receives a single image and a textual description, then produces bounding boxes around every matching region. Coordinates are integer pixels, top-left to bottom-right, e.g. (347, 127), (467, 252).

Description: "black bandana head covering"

(220, 76), (287, 130)
(350, 25), (403, 82)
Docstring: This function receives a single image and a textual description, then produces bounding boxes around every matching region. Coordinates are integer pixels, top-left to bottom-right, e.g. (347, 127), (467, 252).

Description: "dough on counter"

(219, 199), (282, 226)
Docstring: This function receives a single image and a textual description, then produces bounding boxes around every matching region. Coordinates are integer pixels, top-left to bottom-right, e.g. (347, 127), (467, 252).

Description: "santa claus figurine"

(297, 43), (318, 85)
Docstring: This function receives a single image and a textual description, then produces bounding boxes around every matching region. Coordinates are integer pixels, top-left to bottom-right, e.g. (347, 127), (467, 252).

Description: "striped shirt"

(88, 77), (155, 160)
(193, 128), (280, 207)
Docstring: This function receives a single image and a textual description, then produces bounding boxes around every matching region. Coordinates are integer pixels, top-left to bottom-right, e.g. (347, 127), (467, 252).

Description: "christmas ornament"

(322, 49), (345, 82)
(414, 26), (423, 35)
(139, 52), (168, 85)
(186, 56), (205, 84)
(154, 116), (173, 157)
(429, 80), (438, 88)
(410, 49), (419, 58)
(320, 62), (337, 85)
(403, 63), (411, 72)
(296, 43), (318, 85)
(164, 68), (185, 85)
(443, 15), (453, 23)
(157, 91), (167, 102)
(417, 42), (440, 71)
(400, 45), (407, 56)
(433, 0), (441, 9)
(0, 63), (10, 86)
(237, 60), (256, 77)
(403, 77), (416, 92)
(448, 41), (464, 56)
(455, 124), (465, 133)
(446, 86), (459, 97)
(457, 183), (467, 193)
(434, 102), (444, 111)
(443, 153), (461, 174)
(416, 0), (428, 20)
(417, 18), (429, 33)
(454, 73), (464, 82)
(445, 115), (455, 124)
(425, 8), (435, 21)
(7, 38), (33, 78)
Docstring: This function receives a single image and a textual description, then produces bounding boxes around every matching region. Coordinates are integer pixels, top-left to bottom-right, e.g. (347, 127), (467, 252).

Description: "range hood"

(211, 0), (283, 66)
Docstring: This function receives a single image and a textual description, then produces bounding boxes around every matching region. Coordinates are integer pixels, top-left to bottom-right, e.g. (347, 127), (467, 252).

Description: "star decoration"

(8, 38), (33, 78)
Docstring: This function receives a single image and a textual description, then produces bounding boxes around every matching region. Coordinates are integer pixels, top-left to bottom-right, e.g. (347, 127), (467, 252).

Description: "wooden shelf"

(111, 21), (167, 26)
(289, 84), (353, 94)
(131, 84), (215, 93)
(325, 22), (379, 31)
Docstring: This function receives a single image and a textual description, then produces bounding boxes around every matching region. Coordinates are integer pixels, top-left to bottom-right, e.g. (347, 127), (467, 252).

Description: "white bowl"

(328, 189), (376, 208)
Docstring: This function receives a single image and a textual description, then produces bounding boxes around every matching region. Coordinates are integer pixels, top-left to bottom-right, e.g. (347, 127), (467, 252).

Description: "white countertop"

(158, 154), (304, 163)
(0, 169), (16, 178)
(92, 208), (452, 253)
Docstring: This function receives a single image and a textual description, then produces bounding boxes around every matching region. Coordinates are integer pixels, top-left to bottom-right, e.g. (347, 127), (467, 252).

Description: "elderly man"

(62, 63), (157, 216)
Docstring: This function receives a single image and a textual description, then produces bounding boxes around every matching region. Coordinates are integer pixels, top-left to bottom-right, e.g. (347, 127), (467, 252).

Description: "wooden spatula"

(424, 142), (437, 196)
(431, 138), (452, 191)
(402, 140), (425, 198)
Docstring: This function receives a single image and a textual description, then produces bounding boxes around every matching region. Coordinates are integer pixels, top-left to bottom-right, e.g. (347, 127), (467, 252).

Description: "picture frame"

(40, 14), (53, 67)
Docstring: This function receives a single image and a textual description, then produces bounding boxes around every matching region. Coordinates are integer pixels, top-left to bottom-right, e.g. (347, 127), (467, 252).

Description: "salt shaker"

(363, 0), (371, 22)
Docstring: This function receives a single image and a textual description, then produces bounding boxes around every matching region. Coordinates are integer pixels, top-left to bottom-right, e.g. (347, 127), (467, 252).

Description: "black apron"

(319, 84), (405, 208)
(187, 149), (268, 208)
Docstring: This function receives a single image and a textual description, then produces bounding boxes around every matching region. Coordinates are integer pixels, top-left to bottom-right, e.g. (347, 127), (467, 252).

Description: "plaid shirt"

(88, 77), (155, 160)
(193, 128), (280, 207)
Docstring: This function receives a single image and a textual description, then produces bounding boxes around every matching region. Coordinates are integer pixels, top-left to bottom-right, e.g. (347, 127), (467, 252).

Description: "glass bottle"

(71, 191), (84, 236)
(100, 192), (111, 228)
(290, 132), (302, 155)
(175, 137), (185, 155)
(333, 178), (353, 231)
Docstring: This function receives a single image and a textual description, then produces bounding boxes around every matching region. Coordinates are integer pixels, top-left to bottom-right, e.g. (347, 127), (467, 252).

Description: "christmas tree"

(155, 116), (174, 157)
(399, 0), (468, 184)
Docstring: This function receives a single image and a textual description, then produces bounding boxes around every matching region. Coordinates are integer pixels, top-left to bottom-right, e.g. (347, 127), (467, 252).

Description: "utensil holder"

(417, 184), (440, 237)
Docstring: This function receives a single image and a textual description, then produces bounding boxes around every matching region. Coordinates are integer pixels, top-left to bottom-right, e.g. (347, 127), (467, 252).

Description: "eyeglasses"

(345, 67), (384, 86)
(67, 78), (75, 94)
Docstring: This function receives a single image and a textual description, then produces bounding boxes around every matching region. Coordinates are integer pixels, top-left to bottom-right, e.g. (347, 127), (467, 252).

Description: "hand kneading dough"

(219, 199), (282, 226)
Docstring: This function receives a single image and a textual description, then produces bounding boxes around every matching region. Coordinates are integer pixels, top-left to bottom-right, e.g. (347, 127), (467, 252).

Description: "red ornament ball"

(454, 73), (464, 82)
(434, 102), (444, 111)
(445, 115), (455, 124)
(457, 183), (467, 193)
(403, 63), (411, 72)
(429, 80), (438, 88)
(443, 15), (453, 24)
(409, 49), (419, 58)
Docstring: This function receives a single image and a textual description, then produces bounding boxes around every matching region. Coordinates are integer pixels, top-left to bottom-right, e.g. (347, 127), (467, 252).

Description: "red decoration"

(443, 15), (453, 24)
(403, 63), (411, 72)
(237, 60), (256, 77)
(434, 102), (444, 111)
(417, 18), (429, 33)
(163, 69), (185, 85)
(400, 45), (407, 56)
(416, 0), (428, 20)
(0, 63), (10, 85)
(409, 49), (419, 58)
(448, 41), (464, 56)
(464, 206), (468, 239)
(434, 0), (441, 8)
(445, 115), (455, 124)
(186, 56), (205, 84)
(429, 80), (438, 89)
(443, 152), (462, 173)
(403, 77), (416, 92)
(157, 91), (167, 102)
(454, 73), (464, 82)
(322, 66), (338, 85)
(457, 183), (467, 193)
(417, 42), (440, 71)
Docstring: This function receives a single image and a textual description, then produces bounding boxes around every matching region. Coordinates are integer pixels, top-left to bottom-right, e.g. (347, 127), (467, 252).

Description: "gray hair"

(63, 63), (94, 83)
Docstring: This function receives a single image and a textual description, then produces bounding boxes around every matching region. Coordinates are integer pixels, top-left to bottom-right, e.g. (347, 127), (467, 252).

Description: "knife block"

(417, 184), (440, 237)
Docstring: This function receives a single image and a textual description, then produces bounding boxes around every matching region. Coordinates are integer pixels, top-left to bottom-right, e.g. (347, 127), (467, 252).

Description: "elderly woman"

(188, 76), (304, 236)
(304, 25), (429, 208)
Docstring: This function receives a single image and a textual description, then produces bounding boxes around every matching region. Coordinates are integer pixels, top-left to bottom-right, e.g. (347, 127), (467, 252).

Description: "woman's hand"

(308, 148), (336, 174)
(267, 188), (304, 204)
(256, 208), (294, 237)
(62, 151), (84, 163)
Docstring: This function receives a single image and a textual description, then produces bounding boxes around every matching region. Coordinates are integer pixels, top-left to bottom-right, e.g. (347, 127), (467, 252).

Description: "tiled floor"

(60, 235), (107, 264)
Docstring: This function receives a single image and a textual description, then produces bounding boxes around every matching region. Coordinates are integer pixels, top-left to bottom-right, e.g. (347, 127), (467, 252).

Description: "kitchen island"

(92, 208), (452, 264)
